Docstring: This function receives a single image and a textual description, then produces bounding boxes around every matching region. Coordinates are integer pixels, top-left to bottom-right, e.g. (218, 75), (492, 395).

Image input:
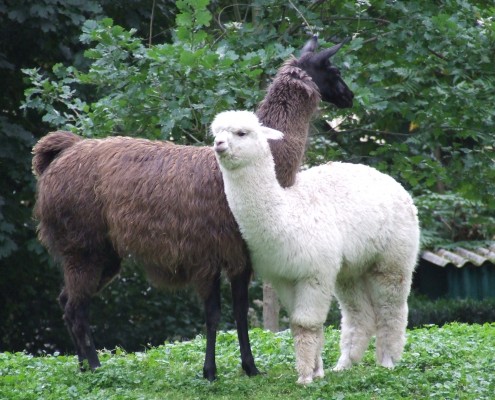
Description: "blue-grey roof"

(421, 243), (495, 268)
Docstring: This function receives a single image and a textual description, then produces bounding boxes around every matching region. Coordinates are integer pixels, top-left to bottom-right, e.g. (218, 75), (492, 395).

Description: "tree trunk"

(263, 282), (280, 332)
(434, 146), (446, 193)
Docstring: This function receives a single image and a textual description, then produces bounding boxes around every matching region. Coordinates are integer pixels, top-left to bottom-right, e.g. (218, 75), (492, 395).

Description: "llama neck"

(256, 58), (320, 188)
(221, 157), (287, 240)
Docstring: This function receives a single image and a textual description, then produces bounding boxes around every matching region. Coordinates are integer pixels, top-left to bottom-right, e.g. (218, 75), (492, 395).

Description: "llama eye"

(237, 130), (247, 137)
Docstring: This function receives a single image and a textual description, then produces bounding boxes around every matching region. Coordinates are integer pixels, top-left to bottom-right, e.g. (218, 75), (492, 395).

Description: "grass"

(1, 323), (494, 399)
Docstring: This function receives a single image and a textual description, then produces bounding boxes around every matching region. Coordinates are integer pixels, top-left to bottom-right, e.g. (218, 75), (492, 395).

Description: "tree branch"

(148, 0), (156, 48)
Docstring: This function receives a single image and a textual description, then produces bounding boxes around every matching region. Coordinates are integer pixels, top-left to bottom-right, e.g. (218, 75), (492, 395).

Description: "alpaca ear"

(261, 127), (284, 141)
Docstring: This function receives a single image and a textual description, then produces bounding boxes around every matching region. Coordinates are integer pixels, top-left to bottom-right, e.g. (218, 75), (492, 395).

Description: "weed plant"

(1, 323), (494, 399)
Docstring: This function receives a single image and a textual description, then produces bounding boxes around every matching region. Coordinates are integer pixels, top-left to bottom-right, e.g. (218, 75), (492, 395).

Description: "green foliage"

(1, 324), (494, 399)
(326, 292), (495, 330)
(175, 0), (212, 42)
(415, 191), (495, 248)
(23, 13), (292, 142)
(0, 119), (34, 258)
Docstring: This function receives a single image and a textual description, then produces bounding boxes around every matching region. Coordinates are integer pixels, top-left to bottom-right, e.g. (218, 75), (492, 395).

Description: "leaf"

(195, 10), (212, 27)
(176, 12), (193, 28)
(176, 26), (190, 41)
(179, 50), (196, 67)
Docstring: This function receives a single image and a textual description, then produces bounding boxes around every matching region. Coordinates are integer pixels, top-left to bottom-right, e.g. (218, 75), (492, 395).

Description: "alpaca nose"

(214, 139), (228, 153)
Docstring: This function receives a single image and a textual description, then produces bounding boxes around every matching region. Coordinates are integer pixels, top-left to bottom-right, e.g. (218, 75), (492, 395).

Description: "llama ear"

(300, 35), (318, 55)
(261, 126), (284, 141)
(314, 37), (350, 62)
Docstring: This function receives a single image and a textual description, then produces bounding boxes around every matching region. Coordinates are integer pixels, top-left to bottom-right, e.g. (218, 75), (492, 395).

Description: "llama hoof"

(203, 368), (217, 382)
(241, 357), (260, 377)
(297, 375), (313, 385)
(244, 364), (261, 377)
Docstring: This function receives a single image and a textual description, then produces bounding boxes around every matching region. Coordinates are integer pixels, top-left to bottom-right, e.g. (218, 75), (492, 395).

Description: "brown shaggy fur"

(32, 131), (81, 177)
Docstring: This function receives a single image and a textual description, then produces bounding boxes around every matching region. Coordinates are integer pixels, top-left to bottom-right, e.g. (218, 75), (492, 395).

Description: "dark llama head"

(297, 36), (354, 108)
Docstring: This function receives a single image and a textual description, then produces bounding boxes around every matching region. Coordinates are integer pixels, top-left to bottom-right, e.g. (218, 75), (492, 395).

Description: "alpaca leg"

(312, 326), (325, 380)
(291, 282), (331, 384)
(375, 301), (407, 369)
(334, 276), (375, 371)
(230, 265), (259, 377)
(202, 272), (221, 381)
(291, 324), (322, 385)
(367, 265), (413, 368)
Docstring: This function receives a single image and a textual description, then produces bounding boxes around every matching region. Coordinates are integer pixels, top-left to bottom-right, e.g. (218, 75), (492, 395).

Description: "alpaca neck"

(256, 58), (320, 188)
(221, 156), (287, 240)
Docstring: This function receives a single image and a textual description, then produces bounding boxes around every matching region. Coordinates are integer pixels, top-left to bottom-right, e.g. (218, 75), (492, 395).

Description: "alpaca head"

(212, 111), (283, 170)
(298, 36), (354, 108)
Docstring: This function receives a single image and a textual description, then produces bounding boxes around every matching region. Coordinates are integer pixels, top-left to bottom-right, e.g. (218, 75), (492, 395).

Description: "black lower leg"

(203, 273), (221, 381)
(59, 289), (86, 369)
(67, 298), (100, 371)
(231, 266), (260, 377)
(78, 300), (100, 370)
(60, 249), (118, 372)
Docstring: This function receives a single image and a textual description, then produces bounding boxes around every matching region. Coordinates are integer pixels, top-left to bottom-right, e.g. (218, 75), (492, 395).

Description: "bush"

(407, 293), (495, 327)
(319, 292), (495, 331)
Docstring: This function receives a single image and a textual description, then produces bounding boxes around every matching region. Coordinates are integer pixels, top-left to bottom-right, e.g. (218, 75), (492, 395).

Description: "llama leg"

(62, 282), (100, 370)
(230, 265), (259, 377)
(202, 272), (221, 381)
(334, 275), (375, 371)
(368, 265), (413, 368)
(64, 295), (100, 370)
(62, 250), (120, 371)
(58, 288), (85, 368)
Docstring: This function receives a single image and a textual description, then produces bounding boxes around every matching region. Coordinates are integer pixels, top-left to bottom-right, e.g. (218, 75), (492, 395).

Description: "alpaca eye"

(237, 130), (247, 137)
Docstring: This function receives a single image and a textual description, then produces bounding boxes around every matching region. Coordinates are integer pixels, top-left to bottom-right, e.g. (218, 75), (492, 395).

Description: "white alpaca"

(212, 110), (420, 385)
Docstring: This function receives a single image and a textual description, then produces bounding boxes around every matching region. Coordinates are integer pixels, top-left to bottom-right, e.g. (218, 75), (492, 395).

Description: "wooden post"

(263, 282), (280, 332)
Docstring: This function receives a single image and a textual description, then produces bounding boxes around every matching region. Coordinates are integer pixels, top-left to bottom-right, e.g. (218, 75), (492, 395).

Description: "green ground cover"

(1, 323), (494, 399)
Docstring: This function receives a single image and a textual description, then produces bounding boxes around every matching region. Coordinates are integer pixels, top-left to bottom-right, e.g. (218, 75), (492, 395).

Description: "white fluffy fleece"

(212, 110), (420, 385)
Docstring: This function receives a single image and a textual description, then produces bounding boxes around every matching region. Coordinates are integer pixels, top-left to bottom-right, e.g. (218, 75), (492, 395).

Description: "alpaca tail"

(32, 131), (81, 176)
